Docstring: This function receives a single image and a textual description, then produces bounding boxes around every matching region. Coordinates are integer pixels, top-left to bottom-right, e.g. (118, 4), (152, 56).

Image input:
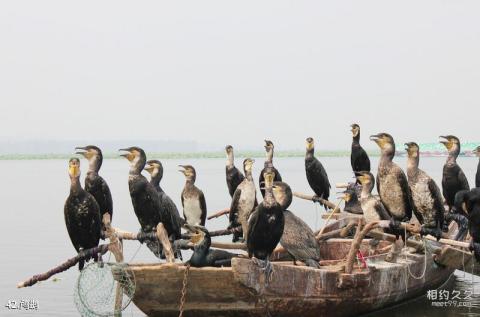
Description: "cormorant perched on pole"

(305, 137), (331, 209)
(225, 145), (245, 197)
(247, 170), (285, 282)
(75, 145), (113, 231)
(370, 133), (412, 222)
(179, 165), (207, 226)
(119, 147), (181, 258)
(228, 158), (257, 242)
(473, 146), (480, 188)
(440, 135), (470, 211)
(184, 224), (237, 268)
(404, 142), (444, 240)
(350, 124), (371, 179)
(144, 159), (184, 233)
(272, 181), (321, 268)
(64, 158), (101, 270)
(259, 140), (282, 197)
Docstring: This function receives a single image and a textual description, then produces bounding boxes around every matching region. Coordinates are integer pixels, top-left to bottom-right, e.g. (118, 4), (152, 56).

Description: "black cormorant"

(457, 189), (480, 261)
(179, 165), (207, 226)
(225, 145), (245, 197)
(247, 170), (285, 281)
(474, 146), (480, 188)
(119, 147), (181, 258)
(75, 145), (113, 231)
(343, 187), (363, 215)
(405, 142), (445, 240)
(64, 158), (101, 270)
(440, 135), (470, 211)
(272, 181), (321, 268)
(259, 140), (282, 197)
(350, 124), (371, 179)
(228, 158), (257, 242)
(144, 159), (184, 258)
(305, 137), (331, 209)
(184, 224), (237, 267)
(370, 133), (412, 222)
(447, 190), (470, 241)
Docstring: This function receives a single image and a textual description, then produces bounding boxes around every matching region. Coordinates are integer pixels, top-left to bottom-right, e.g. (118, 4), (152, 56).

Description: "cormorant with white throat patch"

(179, 165), (207, 226)
(228, 158), (257, 242)
(405, 142), (445, 240)
(370, 133), (412, 222)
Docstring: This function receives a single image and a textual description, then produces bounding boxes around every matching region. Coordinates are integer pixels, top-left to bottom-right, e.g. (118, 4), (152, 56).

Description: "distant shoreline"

(0, 150), (477, 160)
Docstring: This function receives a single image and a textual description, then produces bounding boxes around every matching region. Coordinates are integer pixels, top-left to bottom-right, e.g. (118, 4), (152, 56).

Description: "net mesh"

(74, 262), (135, 317)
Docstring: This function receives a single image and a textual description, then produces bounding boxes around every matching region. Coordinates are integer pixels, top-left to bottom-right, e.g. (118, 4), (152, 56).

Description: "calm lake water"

(1, 155), (479, 316)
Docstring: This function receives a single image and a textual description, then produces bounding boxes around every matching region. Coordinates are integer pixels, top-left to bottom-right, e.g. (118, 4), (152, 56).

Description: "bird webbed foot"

(420, 227), (442, 241)
(252, 257), (274, 284)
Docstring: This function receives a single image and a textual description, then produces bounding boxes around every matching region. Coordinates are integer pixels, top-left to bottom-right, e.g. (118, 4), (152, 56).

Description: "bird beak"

(75, 147), (88, 156)
(404, 143), (410, 151)
(178, 165), (186, 174)
(369, 134), (380, 141)
(439, 136), (448, 146)
(473, 148), (479, 155)
(118, 148), (131, 159)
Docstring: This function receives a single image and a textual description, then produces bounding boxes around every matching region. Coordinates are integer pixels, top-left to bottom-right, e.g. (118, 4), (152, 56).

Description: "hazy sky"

(1, 1), (479, 151)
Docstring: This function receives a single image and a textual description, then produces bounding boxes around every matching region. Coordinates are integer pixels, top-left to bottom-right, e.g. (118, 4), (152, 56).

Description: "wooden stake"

(207, 208), (230, 220)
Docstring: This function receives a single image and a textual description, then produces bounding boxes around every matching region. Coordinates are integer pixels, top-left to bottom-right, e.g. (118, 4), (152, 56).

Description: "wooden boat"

(123, 215), (461, 317)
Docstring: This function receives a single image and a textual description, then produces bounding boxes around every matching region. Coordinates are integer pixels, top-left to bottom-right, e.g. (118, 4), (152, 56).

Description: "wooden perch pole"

(156, 223), (175, 263)
(17, 244), (110, 288)
(345, 220), (378, 274)
(209, 226), (242, 237)
(293, 192), (341, 212)
(207, 208), (230, 220)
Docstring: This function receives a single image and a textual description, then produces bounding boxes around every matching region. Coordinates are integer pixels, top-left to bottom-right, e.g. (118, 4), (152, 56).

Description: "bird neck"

(446, 150), (459, 165)
(70, 176), (83, 194)
(266, 148), (273, 163)
(88, 156), (102, 173)
(185, 178), (196, 187)
(380, 150), (394, 163)
(306, 148), (314, 158)
(226, 152), (234, 167)
(406, 155), (419, 174)
(150, 170), (163, 188)
(360, 183), (373, 199)
(352, 133), (360, 144)
(263, 187), (276, 207)
(129, 156), (146, 176)
(245, 169), (253, 180)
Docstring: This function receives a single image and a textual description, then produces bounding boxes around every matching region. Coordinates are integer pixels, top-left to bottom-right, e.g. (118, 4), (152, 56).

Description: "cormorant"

(259, 140), (282, 197)
(247, 170), (285, 281)
(343, 188), (363, 215)
(225, 145), (245, 197)
(64, 158), (101, 270)
(447, 190), (470, 241)
(144, 159), (184, 258)
(228, 158), (257, 242)
(272, 181), (321, 268)
(370, 133), (412, 222)
(356, 172), (391, 225)
(75, 145), (113, 231)
(457, 188), (480, 261)
(184, 224), (237, 267)
(474, 146), (480, 188)
(350, 124), (371, 179)
(179, 165), (207, 226)
(305, 137), (331, 209)
(440, 135), (470, 211)
(405, 142), (444, 240)
(119, 147), (181, 258)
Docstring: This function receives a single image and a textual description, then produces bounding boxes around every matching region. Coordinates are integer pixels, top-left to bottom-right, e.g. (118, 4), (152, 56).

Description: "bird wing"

(199, 190), (207, 226)
(458, 168), (470, 191)
(229, 188), (242, 224)
(374, 200), (391, 221)
(428, 178), (445, 226)
(397, 168), (413, 220)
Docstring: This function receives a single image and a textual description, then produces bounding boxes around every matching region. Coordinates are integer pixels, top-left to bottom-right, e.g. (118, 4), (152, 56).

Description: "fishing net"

(74, 262), (136, 317)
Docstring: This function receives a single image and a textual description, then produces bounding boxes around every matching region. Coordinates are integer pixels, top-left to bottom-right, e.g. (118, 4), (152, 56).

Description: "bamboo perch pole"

(293, 192), (341, 212)
(207, 208), (230, 220)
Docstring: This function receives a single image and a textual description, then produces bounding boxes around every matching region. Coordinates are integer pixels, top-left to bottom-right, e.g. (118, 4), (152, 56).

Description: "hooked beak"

(75, 147), (88, 156)
(178, 165), (186, 174)
(118, 148), (131, 158)
(439, 136), (449, 146)
(370, 134), (380, 142)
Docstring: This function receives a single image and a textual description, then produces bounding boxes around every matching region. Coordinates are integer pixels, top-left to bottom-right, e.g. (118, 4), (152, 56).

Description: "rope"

(318, 198), (344, 236)
(128, 243), (142, 263)
(402, 226), (428, 286)
(178, 264), (190, 317)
